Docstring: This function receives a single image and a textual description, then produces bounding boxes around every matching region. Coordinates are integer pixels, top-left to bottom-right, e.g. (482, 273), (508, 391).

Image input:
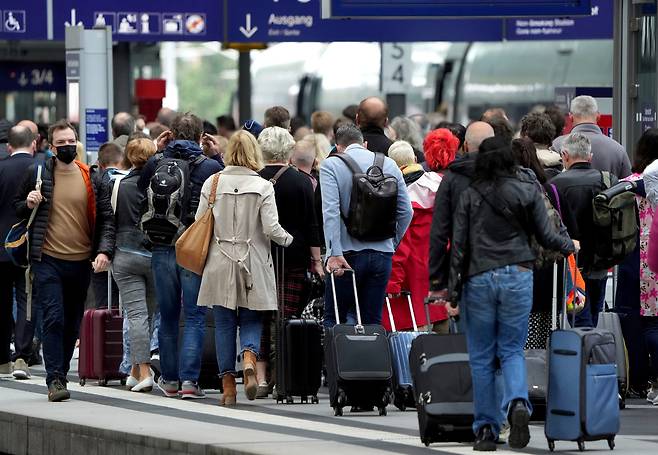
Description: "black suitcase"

(409, 297), (474, 446)
(324, 270), (393, 416)
(274, 247), (323, 404)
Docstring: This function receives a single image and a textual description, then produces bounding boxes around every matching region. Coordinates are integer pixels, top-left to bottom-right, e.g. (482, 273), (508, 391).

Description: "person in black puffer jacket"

(14, 119), (115, 402)
(448, 137), (576, 451)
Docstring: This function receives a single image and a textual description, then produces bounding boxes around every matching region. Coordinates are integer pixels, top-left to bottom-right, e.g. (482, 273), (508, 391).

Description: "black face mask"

(55, 144), (77, 164)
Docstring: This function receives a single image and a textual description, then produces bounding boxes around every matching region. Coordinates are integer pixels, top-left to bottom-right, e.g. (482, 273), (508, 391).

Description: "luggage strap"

(419, 353), (470, 373)
(25, 164), (43, 323)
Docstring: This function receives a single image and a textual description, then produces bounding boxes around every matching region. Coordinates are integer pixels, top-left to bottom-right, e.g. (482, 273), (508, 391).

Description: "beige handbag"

(175, 173), (220, 275)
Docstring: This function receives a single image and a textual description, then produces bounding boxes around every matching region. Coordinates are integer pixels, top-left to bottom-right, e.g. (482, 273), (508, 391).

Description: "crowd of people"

(0, 93), (657, 452)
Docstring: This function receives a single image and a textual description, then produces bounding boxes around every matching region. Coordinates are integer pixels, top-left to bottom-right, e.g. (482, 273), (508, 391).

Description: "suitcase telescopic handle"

(385, 296), (397, 332)
(385, 292), (418, 332)
(330, 269), (364, 333)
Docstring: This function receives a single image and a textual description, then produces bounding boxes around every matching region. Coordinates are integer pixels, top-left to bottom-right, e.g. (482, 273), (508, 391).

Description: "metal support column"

(238, 50), (252, 124)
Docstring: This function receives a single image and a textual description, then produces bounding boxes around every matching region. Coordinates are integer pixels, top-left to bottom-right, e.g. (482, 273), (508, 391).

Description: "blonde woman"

(195, 131), (293, 406)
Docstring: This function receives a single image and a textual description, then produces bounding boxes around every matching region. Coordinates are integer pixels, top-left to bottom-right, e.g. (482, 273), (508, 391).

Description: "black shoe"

(350, 405), (375, 413)
(48, 379), (71, 402)
(474, 425), (497, 451)
(508, 400), (530, 449)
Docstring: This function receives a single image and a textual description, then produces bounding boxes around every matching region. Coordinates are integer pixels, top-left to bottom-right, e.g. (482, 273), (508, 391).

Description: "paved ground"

(0, 362), (656, 455)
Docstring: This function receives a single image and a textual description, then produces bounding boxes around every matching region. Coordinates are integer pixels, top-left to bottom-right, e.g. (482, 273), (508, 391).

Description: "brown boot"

(220, 375), (236, 406)
(243, 351), (258, 401)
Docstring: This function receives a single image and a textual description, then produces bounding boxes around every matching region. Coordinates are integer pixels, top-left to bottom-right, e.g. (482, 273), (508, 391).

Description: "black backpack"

(141, 153), (204, 246)
(335, 152), (399, 242)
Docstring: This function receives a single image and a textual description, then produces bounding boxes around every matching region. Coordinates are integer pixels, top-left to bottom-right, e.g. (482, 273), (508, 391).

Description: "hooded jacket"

(14, 157), (115, 262)
(429, 153), (476, 291)
(536, 145), (563, 178)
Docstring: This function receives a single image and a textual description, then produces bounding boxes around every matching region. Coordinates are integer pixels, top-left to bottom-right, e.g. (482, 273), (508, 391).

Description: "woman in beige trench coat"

(196, 130), (292, 406)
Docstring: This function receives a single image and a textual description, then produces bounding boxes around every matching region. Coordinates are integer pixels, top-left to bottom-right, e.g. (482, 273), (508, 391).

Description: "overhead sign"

(0, 0), (48, 40)
(505, 0), (612, 40)
(381, 44), (412, 93)
(227, 0), (504, 42)
(52, 0), (223, 41)
(0, 62), (66, 92)
(322, 0), (592, 19)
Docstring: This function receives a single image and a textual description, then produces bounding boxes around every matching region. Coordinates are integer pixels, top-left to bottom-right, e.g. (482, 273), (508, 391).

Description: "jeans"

(323, 250), (393, 327)
(575, 277), (608, 328)
(0, 261), (32, 364)
(213, 306), (262, 376)
(120, 310), (160, 375)
(112, 250), (156, 366)
(462, 265), (534, 436)
(152, 246), (206, 383)
(643, 316), (658, 379)
(32, 255), (91, 385)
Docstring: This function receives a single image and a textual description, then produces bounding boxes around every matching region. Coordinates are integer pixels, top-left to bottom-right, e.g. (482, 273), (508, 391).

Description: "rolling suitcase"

(385, 291), (422, 411)
(409, 297), (474, 446)
(78, 270), (124, 386)
(324, 270), (393, 416)
(275, 248), (322, 404)
(545, 259), (620, 452)
(596, 266), (629, 408)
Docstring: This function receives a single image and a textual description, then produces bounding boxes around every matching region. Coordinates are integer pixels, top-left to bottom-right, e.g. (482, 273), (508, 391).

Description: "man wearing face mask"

(14, 119), (115, 402)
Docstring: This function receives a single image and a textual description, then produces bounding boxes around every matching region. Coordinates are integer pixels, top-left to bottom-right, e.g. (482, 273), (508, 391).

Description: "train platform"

(0, 362), (657, 455)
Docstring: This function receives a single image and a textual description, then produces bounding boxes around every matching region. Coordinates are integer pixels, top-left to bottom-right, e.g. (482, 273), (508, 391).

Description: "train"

(250, 39), (613, 125)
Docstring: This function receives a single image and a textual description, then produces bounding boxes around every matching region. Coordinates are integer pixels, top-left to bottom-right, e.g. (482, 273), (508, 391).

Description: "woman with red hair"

(383, 128), (460, 333)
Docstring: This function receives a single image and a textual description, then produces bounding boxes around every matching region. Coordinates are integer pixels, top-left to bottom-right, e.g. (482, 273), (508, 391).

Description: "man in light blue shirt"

(320, 124), (412, 327)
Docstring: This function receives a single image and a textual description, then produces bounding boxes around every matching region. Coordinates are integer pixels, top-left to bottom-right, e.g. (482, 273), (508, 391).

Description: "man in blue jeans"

(139, 113), (223, 398)
(320, 114), (412, 327)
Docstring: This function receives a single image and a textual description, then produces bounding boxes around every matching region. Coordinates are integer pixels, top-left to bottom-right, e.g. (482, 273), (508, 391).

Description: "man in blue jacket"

(138, 112), (223, 399)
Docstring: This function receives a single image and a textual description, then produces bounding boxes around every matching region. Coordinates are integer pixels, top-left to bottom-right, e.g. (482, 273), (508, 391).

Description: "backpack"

(591, 172), (639, 270)
(530, 183), (565, 269)
(141, 153), (204, 246)
(335, 152), (399, 242)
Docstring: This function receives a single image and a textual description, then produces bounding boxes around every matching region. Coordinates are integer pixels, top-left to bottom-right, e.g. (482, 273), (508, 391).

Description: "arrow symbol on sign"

(239, 14), (258, 38)
(65, 8), (83, 27)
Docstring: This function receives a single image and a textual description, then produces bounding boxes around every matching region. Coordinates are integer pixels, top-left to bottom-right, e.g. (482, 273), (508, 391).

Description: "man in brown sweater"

(15, 120), (115, 402)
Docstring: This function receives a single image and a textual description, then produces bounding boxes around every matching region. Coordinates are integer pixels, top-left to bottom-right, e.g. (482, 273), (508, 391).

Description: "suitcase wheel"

(286, 396), (294, 404)
(311, 395), (319, 404)
(578, 440), (585, 452)
(547, 440), (555, 452)
(378, 407), (387, 416)
(99, 379), (107, 387)
(334, 406), (343, 417)
(79, 379), (86, 387)
(608, 438), (615, 450)
(301, 395), (308, 404)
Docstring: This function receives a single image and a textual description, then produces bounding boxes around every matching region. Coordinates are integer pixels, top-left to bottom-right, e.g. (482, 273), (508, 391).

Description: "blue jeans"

(462, 265), (534, 436)
(323, 250), (393, 327)
(213, 306), (262, 376)
(152, 246), (206, 383)
(575, 277), (608, 328)
(32, 255), (91, 386)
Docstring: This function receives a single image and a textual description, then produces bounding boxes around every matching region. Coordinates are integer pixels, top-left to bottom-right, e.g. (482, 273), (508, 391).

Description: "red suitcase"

(78, 270), (124, 386)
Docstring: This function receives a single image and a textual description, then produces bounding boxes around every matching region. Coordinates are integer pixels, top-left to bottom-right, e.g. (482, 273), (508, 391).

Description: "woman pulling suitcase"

(447, 137), (577, 451)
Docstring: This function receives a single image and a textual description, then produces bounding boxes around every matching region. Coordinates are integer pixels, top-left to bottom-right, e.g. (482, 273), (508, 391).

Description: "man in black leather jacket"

(550, 132), (617, 327)
(14, 120), (115, 402)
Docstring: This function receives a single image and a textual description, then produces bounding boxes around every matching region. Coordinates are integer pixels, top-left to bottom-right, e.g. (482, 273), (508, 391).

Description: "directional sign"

(52, 0), (222, 41)
(0, 62), (66, 92)
(322, 0), (592, 18)
(505, 0), (612, 40)
(227, 0), (504, 42)
(0, 0), (48, 40)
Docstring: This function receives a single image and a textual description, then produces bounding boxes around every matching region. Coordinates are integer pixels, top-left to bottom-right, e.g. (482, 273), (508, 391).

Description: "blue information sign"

(85, 108), (109, 152)
(0, 62), (66, 92)
(0, 0), (48, 40)
(227, 0), (503, 43)
(323, 0), (592, 18)
(505, 0), (612, 40)
(52, 0), (222, 41)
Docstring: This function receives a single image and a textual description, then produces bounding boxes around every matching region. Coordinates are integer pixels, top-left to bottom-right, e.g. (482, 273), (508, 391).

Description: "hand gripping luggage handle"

(424, 296), (460, 332)
(561, 253), (579, 329)
(385, 291), (418, 333)
(330, 269), (364, 333)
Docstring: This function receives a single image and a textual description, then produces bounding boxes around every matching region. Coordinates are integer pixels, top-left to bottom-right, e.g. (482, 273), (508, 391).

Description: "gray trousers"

(112, 250), (156, 365)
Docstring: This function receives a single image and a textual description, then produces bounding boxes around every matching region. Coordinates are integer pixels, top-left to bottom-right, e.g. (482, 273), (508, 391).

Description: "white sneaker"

(131, 376), (154, 393)
(180, 380), (206, 400)
(647, 384), (658, 403)
(12, 358), (30, 380)
(651, 393), (658, 406)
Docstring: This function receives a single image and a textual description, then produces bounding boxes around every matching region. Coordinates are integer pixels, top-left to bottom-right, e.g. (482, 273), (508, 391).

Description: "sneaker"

(474, 424), (497, 452)
(47, 379), (71, 402)
(156, 377), (179, 398)
(0, 362), (12, 375)
(647, 383), (658, 403)
(508, 400), (530, 449)
(496, 423), (510, 444)
(150, 349), (160, 361)
(180, 380), (206, 400)
(256, 382), (270, 399)
(12, 358), (30, 380)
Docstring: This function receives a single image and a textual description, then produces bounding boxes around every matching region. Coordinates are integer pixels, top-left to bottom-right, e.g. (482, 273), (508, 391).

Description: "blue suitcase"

(385, 292), (422, 411)
(545, 267), (620, 453)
